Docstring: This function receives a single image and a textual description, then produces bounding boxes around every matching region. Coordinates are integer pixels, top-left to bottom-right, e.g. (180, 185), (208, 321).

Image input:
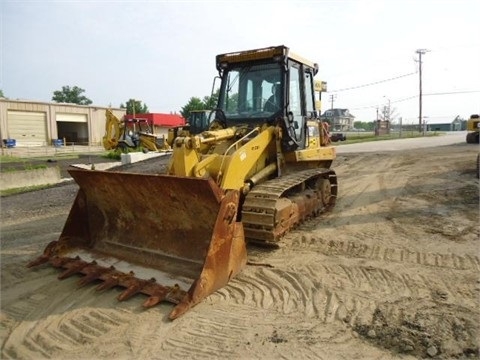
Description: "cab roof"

(216, 45), (316, 71)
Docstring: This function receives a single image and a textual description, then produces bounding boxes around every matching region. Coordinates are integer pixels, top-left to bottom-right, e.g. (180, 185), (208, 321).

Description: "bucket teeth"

(26, 254), (50, 268)
(77, 263), (111, 287)
(58, 258), (89, 280)
(50, 256), (78, 268)
(143, 292), (168, 308)
(26, 250), (191, 311)
(141, 283), (184, 307)
(165, 284), (185, 304)
(95, 274), (121, 291)
(118, 278), (156, 302)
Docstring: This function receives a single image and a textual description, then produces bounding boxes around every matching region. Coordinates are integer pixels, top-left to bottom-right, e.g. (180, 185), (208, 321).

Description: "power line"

(424, 90), (480, 96)
(346, 90), (480, 112)
(328, 72), (416, 93)
(348, 96), (417, 111)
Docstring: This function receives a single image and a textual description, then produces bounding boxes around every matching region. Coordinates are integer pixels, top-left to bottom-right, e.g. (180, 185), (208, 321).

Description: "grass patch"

(0, 151), (114, 166)
(104, 150), (122, 160)
(0, 183), (59, 197)
(0, 155), (26, 163)
(0, 154), (80, 163)
(1, 163), (49, 172)
(336, 131), (443, 145)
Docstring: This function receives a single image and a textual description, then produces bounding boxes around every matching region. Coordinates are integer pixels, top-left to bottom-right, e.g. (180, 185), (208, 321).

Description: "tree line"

(48, 85), (217, 119)
(47, 85), (220, 119)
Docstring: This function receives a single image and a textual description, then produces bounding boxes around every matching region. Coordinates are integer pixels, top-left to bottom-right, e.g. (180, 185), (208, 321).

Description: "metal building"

(0, 99), (125, 147)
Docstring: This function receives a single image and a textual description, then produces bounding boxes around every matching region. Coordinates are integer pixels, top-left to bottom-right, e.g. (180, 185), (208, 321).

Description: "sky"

(1, 0), (479, 124)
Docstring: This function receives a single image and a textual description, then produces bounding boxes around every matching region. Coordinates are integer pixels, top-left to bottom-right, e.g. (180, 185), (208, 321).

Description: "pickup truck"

(330, 132), (347, 142)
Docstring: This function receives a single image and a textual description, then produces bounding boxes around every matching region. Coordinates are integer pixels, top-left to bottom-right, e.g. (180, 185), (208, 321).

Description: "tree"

(203, 89), (220, 110)
(353, 121), (375, 131)
(120, 99), (149, 115)
(180, 97), (206, 119)
(180, 89), (220, 119)
(0, 89), (4, 98)
(52, 86), (92, 105)
(379, 104), (398, 122)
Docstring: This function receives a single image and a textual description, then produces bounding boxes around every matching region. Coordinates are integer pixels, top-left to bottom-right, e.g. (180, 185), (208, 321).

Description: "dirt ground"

(1, 143), (479, 359)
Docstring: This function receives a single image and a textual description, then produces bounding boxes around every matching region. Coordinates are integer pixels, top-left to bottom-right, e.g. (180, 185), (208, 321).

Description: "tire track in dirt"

(125, 308), (260, 359)
(1, 273), (134, 359)
(146, 305), (396, 360)
(1, 307), (132, 359)
(330, 153), (411, 241)
(221, 253), (477, 323)
(159, 316), (244, 359)
(289, 236), (480, 271)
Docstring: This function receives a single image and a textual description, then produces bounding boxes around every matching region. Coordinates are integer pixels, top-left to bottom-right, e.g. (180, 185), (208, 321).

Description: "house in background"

(320, 108), (355, 131)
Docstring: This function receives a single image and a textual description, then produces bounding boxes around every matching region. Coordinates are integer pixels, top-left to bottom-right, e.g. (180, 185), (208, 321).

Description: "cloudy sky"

(1, 0), (479, 124)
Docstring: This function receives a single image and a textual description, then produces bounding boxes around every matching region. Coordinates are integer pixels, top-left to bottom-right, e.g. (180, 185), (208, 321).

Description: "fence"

(1, 141), (105, 158)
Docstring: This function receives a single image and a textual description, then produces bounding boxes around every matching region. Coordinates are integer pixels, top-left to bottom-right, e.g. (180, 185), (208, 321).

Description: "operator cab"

(215, 45), (320, 152)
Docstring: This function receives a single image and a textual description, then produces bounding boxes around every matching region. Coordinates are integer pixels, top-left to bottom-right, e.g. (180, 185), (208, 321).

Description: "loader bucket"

(27, 168), (247, 320)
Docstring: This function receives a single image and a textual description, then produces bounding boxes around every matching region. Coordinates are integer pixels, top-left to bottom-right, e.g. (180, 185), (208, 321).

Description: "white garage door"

(7, 111), (47, 146)
(56, 113), (87, 122)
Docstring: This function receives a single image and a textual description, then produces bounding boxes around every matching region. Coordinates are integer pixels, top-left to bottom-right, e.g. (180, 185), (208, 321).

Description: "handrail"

(216, 127), (260, 186)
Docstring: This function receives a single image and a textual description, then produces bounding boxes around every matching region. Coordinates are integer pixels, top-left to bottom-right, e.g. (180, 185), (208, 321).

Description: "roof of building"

(321, 108), (355, 118)
(125, 113), (186, 127)
(0, 98), (123, 111)
(424, 116), (464, 125)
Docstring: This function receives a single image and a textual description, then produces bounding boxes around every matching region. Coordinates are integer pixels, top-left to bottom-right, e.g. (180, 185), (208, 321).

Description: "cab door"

(286, 64), (305, 149)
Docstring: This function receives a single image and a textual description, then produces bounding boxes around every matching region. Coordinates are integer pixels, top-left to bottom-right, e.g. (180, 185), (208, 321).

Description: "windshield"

(218, 63), (282, 121)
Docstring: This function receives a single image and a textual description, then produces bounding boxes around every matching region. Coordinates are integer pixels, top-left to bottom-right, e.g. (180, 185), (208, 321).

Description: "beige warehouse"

(0, 98), (125, 147)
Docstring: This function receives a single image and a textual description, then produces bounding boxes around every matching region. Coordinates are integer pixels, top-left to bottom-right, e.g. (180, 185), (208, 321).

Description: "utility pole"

(416, 49), (430, 133)
(329, 94), (337, 110)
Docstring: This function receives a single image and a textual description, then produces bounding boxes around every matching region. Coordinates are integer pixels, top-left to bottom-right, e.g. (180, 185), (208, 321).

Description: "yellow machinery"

(466, 114), (479, 144)
(102, 109), (169, 152)
(28, 45), (337, 319)
(164, 110), (212, 145)
(187, 109), (212, 134)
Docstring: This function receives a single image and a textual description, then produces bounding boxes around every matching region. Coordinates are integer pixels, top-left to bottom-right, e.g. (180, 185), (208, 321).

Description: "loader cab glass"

(218, 63), (283, 120)
(281, 61), (316, 151)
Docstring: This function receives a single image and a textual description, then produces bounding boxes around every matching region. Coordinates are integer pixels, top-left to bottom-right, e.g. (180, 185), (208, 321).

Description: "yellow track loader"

(187, 109), (212, 134)
(28, 45), (336, 320)
(163, 110), (212, 147)
(466, 114), (479, 144)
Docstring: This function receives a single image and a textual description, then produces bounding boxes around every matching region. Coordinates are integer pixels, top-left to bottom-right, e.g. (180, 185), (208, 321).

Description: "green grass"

(0, 151), (116, 164)
(0, 183), (58, 197)
(0, 154), (80, 163)
(335, 131), (442, 145)
(104, 150), (122, 160)
(2, 164), (48, 172)
(0, 154), (29, 163)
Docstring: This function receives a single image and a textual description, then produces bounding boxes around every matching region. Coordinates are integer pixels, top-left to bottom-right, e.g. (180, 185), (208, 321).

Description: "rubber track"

(242, 168), (337, 244)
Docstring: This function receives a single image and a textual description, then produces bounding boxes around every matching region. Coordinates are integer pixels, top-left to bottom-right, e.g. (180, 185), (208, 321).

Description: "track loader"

(466, 114), (479, 144)
(187, 109), (212, 134)
(28, 45), (337, 320)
